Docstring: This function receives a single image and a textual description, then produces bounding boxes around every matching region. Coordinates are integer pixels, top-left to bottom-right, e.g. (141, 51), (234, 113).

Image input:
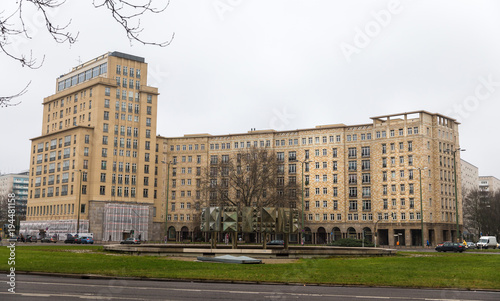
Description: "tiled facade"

(157, 111), (464, 246)
(23, 52), (159, 240)
(22, 52), (464, 245)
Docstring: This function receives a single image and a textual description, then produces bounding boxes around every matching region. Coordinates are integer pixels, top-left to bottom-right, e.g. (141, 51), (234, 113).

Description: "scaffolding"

(20, 219), (89, 239)
(103, 203), (149, 241)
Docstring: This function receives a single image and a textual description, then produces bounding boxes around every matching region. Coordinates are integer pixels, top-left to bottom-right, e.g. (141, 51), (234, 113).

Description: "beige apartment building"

(23, 52), (159, 241)
(22, 52), (463, 246)
(158, 111), (464, 246)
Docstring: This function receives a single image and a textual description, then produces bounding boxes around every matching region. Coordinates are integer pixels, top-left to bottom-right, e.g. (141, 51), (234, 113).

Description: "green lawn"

(1, 245), (499, 289)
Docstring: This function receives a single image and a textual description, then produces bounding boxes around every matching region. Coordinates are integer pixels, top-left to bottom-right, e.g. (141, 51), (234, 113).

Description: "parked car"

(7, 235), (19, 243)
(476, 236), (498, 249)
(435, 242), (466, 252)
(80, 236), (94, 244)
(41, 235), (58, 243)
(25, 235), (37, 242)
(64, 234), (77, 244)
(120, 237), (140, 244)
(266, 240), (285, 246)
(465, 241), (476, 249)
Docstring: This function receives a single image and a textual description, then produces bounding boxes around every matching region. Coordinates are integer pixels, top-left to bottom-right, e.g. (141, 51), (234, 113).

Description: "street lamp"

(374, 218), (381, 248)
(162, 161), (171, 243)
(76, 169), (83, 236)
(416, 167), (428, 248)
(300, 160), (310, 245)
(445, 148), (465, 242)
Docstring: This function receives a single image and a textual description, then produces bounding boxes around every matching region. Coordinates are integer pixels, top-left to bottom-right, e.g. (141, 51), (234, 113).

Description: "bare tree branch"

(1, 0), (173, 106)
(0, 81), (30, 107)
(92, 0), (174, 47)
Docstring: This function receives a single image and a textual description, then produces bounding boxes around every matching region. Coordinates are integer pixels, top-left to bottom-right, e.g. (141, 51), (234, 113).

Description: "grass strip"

(1, 246), (499, 290)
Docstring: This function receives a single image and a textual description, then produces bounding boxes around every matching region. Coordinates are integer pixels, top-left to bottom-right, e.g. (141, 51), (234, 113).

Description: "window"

(349, 200), (357, 210)
(361, 146), (370, 157)
(348, 147), (356, 158)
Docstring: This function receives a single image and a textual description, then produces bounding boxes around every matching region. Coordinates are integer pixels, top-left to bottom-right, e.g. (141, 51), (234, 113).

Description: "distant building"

(478, 176), (500, 193)
(460, 159), (478, 193)
(0, 171), (29, 221)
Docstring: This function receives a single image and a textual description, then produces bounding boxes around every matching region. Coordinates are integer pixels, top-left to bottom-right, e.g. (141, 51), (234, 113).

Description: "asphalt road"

(1, 274), (499, 301)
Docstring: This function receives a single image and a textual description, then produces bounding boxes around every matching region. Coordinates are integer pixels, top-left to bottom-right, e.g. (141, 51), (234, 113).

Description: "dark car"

(8, 235), (20, 243)
(120, 237), (140, 244)
(435, 242), (466, 253)
(266, 240), (285, 246)
(25, 235), (37, 242)
(41, 235), (58, 243)
(64, 234), (78, 244)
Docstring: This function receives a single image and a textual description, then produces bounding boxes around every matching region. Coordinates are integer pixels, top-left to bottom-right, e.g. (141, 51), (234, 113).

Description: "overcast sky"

(1, 0), (499, 179)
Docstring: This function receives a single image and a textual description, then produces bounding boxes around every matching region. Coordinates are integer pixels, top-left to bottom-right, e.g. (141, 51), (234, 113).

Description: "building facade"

(23, 52), (159, 241)
(0, 171), (29, 223)
(23, 53), (464, 245)
(478, 176), (500, 193)
(461, 159), (479, 194)
(157, 111), (464, 246)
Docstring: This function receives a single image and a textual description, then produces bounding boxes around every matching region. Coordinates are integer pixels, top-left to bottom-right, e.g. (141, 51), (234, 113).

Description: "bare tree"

(0, 188), (14, 228)
(0, 0), (173, 106)
(201, 147), (301, 210)
(200, 147), (301, 245)
(463, 188), (500, 240)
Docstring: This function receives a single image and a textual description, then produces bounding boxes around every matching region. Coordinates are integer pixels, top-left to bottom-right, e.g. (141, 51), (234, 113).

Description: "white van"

(476, 236), (498, 249)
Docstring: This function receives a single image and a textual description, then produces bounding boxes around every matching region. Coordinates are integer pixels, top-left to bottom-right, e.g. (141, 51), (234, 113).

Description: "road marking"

(0, 292), (152, 300)
(12, 280), (486, 301)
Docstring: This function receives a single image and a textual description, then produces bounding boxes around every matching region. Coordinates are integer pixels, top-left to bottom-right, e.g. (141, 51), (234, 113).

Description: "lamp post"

(300, 160), (310, 245)
(162, 161), (171, 243)
(76, 169), (83, 236)
(417, 167), (428, 247)
(374, 218), (381, 248)
(445, 148), (465, 242)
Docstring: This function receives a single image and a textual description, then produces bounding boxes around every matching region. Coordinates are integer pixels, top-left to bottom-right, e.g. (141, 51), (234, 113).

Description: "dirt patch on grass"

(162, 256), (298, 264)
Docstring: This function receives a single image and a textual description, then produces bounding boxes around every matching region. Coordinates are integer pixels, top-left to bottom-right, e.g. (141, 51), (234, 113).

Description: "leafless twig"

(0, 81), (30, 107)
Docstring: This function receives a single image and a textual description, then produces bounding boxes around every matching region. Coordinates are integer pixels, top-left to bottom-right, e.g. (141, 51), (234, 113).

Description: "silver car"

(465, 241), (476, 249)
